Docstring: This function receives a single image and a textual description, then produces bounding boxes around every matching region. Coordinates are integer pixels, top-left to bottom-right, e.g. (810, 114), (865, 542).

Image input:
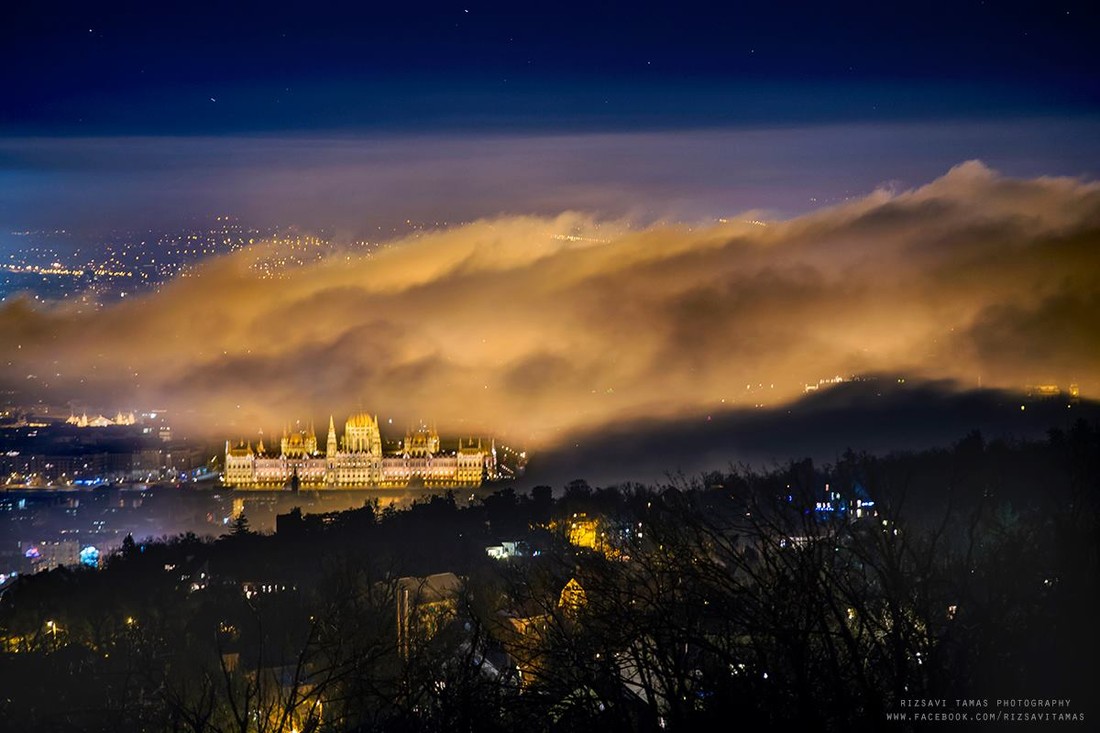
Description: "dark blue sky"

(2, 1), (1099, 240)
(4, 0), (1097, 134)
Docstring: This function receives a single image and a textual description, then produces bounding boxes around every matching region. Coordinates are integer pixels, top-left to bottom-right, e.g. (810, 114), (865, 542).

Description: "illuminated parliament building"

(224, 413), (495, 489)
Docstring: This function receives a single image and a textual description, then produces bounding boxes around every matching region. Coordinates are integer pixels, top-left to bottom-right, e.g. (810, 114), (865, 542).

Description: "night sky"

(3, 1), (1099, 233)
(2, 1), (1099, 467)
(4, 1), (1098, 135)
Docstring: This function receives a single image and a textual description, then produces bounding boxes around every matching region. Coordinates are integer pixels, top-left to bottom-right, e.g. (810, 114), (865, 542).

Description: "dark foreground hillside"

(1, 421), (1097, 732)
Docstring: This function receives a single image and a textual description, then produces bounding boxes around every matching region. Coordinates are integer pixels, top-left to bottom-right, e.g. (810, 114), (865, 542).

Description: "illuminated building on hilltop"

(1026, 382), (1083, 404)
(224, 413), (496, 489)
(566, 513), (600, 549)
(558, 578), (587, 614)
(65, 411), (136, 428)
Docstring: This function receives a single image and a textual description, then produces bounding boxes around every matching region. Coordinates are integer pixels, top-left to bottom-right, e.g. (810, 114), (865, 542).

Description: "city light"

(0, 2), (1095, 729)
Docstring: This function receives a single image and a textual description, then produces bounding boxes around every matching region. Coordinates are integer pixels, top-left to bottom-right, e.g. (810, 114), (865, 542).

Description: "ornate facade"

(66, 411), (137, 428)
(224, 413), (495, 489)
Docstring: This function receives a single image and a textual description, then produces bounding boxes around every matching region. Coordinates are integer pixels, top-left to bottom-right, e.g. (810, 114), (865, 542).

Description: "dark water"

(0, 482), (507, 575)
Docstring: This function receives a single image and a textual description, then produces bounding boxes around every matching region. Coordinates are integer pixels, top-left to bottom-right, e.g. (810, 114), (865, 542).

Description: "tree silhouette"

(1, 427), (1097, 730)
(230, 511), (253, 537)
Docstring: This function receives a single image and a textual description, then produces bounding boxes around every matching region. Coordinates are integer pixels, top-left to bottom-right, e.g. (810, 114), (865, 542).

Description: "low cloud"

(2, 162), (1098, 448)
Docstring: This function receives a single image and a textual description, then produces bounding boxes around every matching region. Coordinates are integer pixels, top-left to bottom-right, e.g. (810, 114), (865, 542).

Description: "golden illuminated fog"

(2, 162), (1098, 447)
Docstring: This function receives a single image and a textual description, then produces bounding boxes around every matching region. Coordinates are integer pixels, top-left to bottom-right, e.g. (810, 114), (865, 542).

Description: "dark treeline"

(1, 422), (1097, 731)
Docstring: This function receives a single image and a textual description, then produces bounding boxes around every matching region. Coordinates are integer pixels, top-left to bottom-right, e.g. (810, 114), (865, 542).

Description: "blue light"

(79, 546), (100, 567)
